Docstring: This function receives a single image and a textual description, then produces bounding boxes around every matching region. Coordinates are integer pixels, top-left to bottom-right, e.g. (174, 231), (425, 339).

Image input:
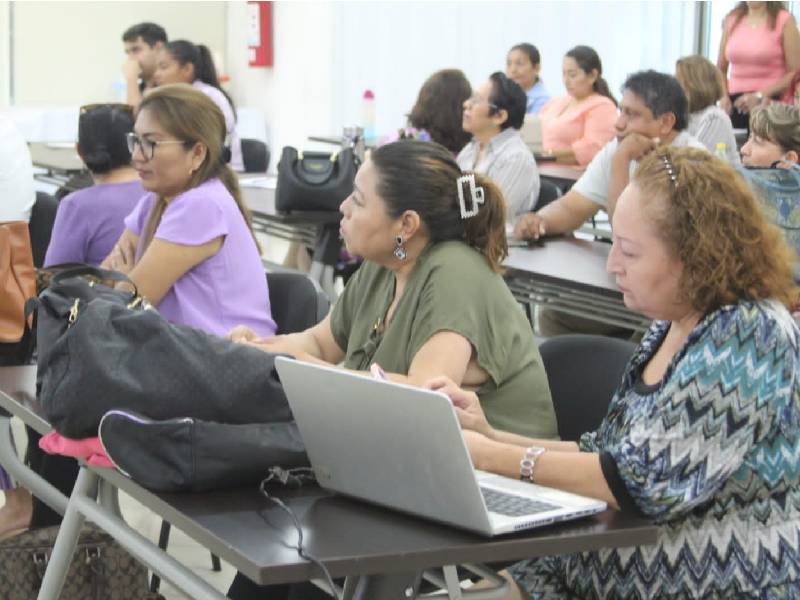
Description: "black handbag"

(32, 265), (292, 438)
(275, 146), (357, 213)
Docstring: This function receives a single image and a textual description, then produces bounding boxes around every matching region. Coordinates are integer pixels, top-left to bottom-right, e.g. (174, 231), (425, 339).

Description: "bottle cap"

(363, 89), (375, 100)
(716, 142), (726, 149)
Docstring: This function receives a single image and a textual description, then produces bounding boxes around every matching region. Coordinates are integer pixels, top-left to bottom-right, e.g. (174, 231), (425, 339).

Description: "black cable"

(258, 468), (341, 600)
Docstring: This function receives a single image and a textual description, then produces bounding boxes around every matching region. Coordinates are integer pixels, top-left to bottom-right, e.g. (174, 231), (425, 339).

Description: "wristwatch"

(754, 91), (764, 101)
(519, 446), (546, 483)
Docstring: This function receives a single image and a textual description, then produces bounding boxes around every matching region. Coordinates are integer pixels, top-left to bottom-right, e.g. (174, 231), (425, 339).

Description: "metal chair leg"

(150, 519), (172, 592)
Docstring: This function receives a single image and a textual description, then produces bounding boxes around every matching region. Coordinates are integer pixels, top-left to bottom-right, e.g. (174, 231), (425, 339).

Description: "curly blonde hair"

(632, 147), (798, 312)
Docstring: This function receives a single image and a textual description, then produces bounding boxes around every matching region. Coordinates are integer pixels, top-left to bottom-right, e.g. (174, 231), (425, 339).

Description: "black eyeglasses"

(125, 132), (188, 161)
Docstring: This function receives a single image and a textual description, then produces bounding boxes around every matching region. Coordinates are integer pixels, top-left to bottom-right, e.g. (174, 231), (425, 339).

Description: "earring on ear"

(393, 235), (407, 261)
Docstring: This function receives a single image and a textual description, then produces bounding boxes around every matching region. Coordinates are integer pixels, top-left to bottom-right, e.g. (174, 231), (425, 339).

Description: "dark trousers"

(25, 426), (80, 528)
(228, 574), (331, 599)
(728, 92), (751, 131)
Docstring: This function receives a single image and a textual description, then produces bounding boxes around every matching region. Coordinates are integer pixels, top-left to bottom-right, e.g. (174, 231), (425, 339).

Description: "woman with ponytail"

(538, 45), (617, 166)
(102, 84), (275, 338)
(225, 139), (557, 600)
(154, 40), (243, 171)
(231, 140), (554, 439)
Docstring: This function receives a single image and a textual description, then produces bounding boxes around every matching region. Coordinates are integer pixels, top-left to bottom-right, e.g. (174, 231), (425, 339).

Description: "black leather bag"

(32, 265), (292, 438)
(275, 146), (357, 213)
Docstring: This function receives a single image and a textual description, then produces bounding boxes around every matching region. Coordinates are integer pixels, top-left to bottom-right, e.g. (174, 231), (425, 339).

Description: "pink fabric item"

(725, 9), (791, 94)
(39, 431), (114, 468)
(539, 94), (617, 166)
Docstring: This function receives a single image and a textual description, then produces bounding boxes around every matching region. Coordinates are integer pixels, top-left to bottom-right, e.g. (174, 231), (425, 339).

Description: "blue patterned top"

(511, 300), (800, 598)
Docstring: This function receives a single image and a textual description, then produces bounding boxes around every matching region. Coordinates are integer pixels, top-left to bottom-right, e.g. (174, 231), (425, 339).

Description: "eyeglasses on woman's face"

(464, 93), (498, 110)
(125, 132), (188, 161)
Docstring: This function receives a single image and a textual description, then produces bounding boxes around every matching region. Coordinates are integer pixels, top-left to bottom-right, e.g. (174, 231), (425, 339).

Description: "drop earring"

(393, 236), (407, 261)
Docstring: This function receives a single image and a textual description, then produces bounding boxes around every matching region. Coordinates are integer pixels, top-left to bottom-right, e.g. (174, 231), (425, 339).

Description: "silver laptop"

(276, 357), (606, 536)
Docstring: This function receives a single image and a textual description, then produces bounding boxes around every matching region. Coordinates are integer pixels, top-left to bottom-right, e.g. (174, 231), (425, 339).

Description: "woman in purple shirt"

(103, 83), (275, 338)
(44, 104), (144, 267)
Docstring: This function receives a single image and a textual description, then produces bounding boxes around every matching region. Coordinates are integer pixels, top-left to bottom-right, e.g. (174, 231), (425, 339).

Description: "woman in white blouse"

(675, 55), (740, 163)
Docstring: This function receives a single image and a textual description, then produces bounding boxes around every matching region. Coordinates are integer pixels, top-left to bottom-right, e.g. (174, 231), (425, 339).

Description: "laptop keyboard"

(480, 487), (559, 517)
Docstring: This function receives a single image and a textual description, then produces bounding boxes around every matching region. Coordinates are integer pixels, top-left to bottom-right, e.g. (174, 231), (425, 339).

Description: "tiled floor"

(117, 489), (237, 599)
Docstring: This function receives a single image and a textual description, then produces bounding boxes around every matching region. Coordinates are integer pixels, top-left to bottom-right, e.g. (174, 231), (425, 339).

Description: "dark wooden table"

(504, 238), (651, 332)
(0, 366), (658, 599)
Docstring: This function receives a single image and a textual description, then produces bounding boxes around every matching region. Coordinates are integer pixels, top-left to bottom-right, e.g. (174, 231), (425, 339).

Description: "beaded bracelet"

(519, 446), (546, 483)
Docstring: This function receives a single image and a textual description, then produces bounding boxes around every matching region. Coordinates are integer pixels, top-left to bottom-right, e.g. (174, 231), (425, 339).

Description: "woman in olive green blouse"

(230, 140), (556, 440)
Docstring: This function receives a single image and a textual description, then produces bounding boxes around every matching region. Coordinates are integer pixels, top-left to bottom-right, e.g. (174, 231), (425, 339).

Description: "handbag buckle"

(32, 551), (49, 580)
(68, 299), (80, 325)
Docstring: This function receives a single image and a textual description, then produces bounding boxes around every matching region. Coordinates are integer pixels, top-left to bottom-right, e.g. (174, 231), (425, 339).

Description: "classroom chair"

(28, 191), (59, 268)
(266, 271), (330, 334)
(241, 138), (270, 173)
(539, 334), (636, 442)
(533, 179), (563, 212)
(151, 270), (329, 592)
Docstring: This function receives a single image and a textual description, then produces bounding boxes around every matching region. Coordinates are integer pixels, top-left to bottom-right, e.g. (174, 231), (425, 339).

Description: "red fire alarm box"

(247, 1), (273, 67)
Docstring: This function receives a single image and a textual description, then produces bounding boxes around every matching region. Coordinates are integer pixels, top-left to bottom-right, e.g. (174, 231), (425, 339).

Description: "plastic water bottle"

(715, 142), (728, 162)
(362, 90), (376, 144)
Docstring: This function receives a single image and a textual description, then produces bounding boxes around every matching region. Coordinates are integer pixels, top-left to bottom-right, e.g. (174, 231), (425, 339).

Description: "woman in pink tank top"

(717, 1), (800, 130)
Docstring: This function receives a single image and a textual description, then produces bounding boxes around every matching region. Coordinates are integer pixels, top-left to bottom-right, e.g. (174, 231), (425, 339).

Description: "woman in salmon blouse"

(717, 1), (800, 131)
(538, 45), (617, 166)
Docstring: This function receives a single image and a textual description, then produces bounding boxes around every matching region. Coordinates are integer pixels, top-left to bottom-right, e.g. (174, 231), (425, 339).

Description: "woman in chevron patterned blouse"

(430, 146), (800, 598)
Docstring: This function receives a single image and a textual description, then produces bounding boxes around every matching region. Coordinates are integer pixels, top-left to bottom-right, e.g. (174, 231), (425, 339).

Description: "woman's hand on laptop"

(425, 376), (495, 439)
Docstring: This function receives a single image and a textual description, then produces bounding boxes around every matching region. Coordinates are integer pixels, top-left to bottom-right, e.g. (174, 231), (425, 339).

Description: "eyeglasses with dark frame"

(125, 132), (189, 161)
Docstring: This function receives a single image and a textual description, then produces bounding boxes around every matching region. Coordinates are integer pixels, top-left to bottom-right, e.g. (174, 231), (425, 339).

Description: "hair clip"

(660, 153), (678, 187)
(457, 173), (485, 219)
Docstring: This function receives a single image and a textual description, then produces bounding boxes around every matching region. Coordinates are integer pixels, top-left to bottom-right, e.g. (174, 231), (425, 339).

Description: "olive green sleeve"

(407, 262), (506, 384)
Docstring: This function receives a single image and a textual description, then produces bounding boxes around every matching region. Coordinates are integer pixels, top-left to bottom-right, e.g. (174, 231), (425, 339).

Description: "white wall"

(226, 1), (334, 157)
(0, 2), (9, 106)
(11, 1), (227, 106)
(225, 1), (698, 164)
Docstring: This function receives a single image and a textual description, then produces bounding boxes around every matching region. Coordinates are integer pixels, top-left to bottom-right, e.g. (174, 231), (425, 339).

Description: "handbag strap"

(50, 265), (138, 296)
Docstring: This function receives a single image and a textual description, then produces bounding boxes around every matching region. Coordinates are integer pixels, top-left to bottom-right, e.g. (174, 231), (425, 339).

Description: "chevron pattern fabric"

(511, 300), (800, 598)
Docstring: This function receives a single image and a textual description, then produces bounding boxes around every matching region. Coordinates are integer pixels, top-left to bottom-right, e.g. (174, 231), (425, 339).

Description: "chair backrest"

(241, 138), (270, 173)
(533, 178), (562, 212)
(28, 191), (59, 268)
(539, 334), (636, 442)
(266, 271), (330, 335)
